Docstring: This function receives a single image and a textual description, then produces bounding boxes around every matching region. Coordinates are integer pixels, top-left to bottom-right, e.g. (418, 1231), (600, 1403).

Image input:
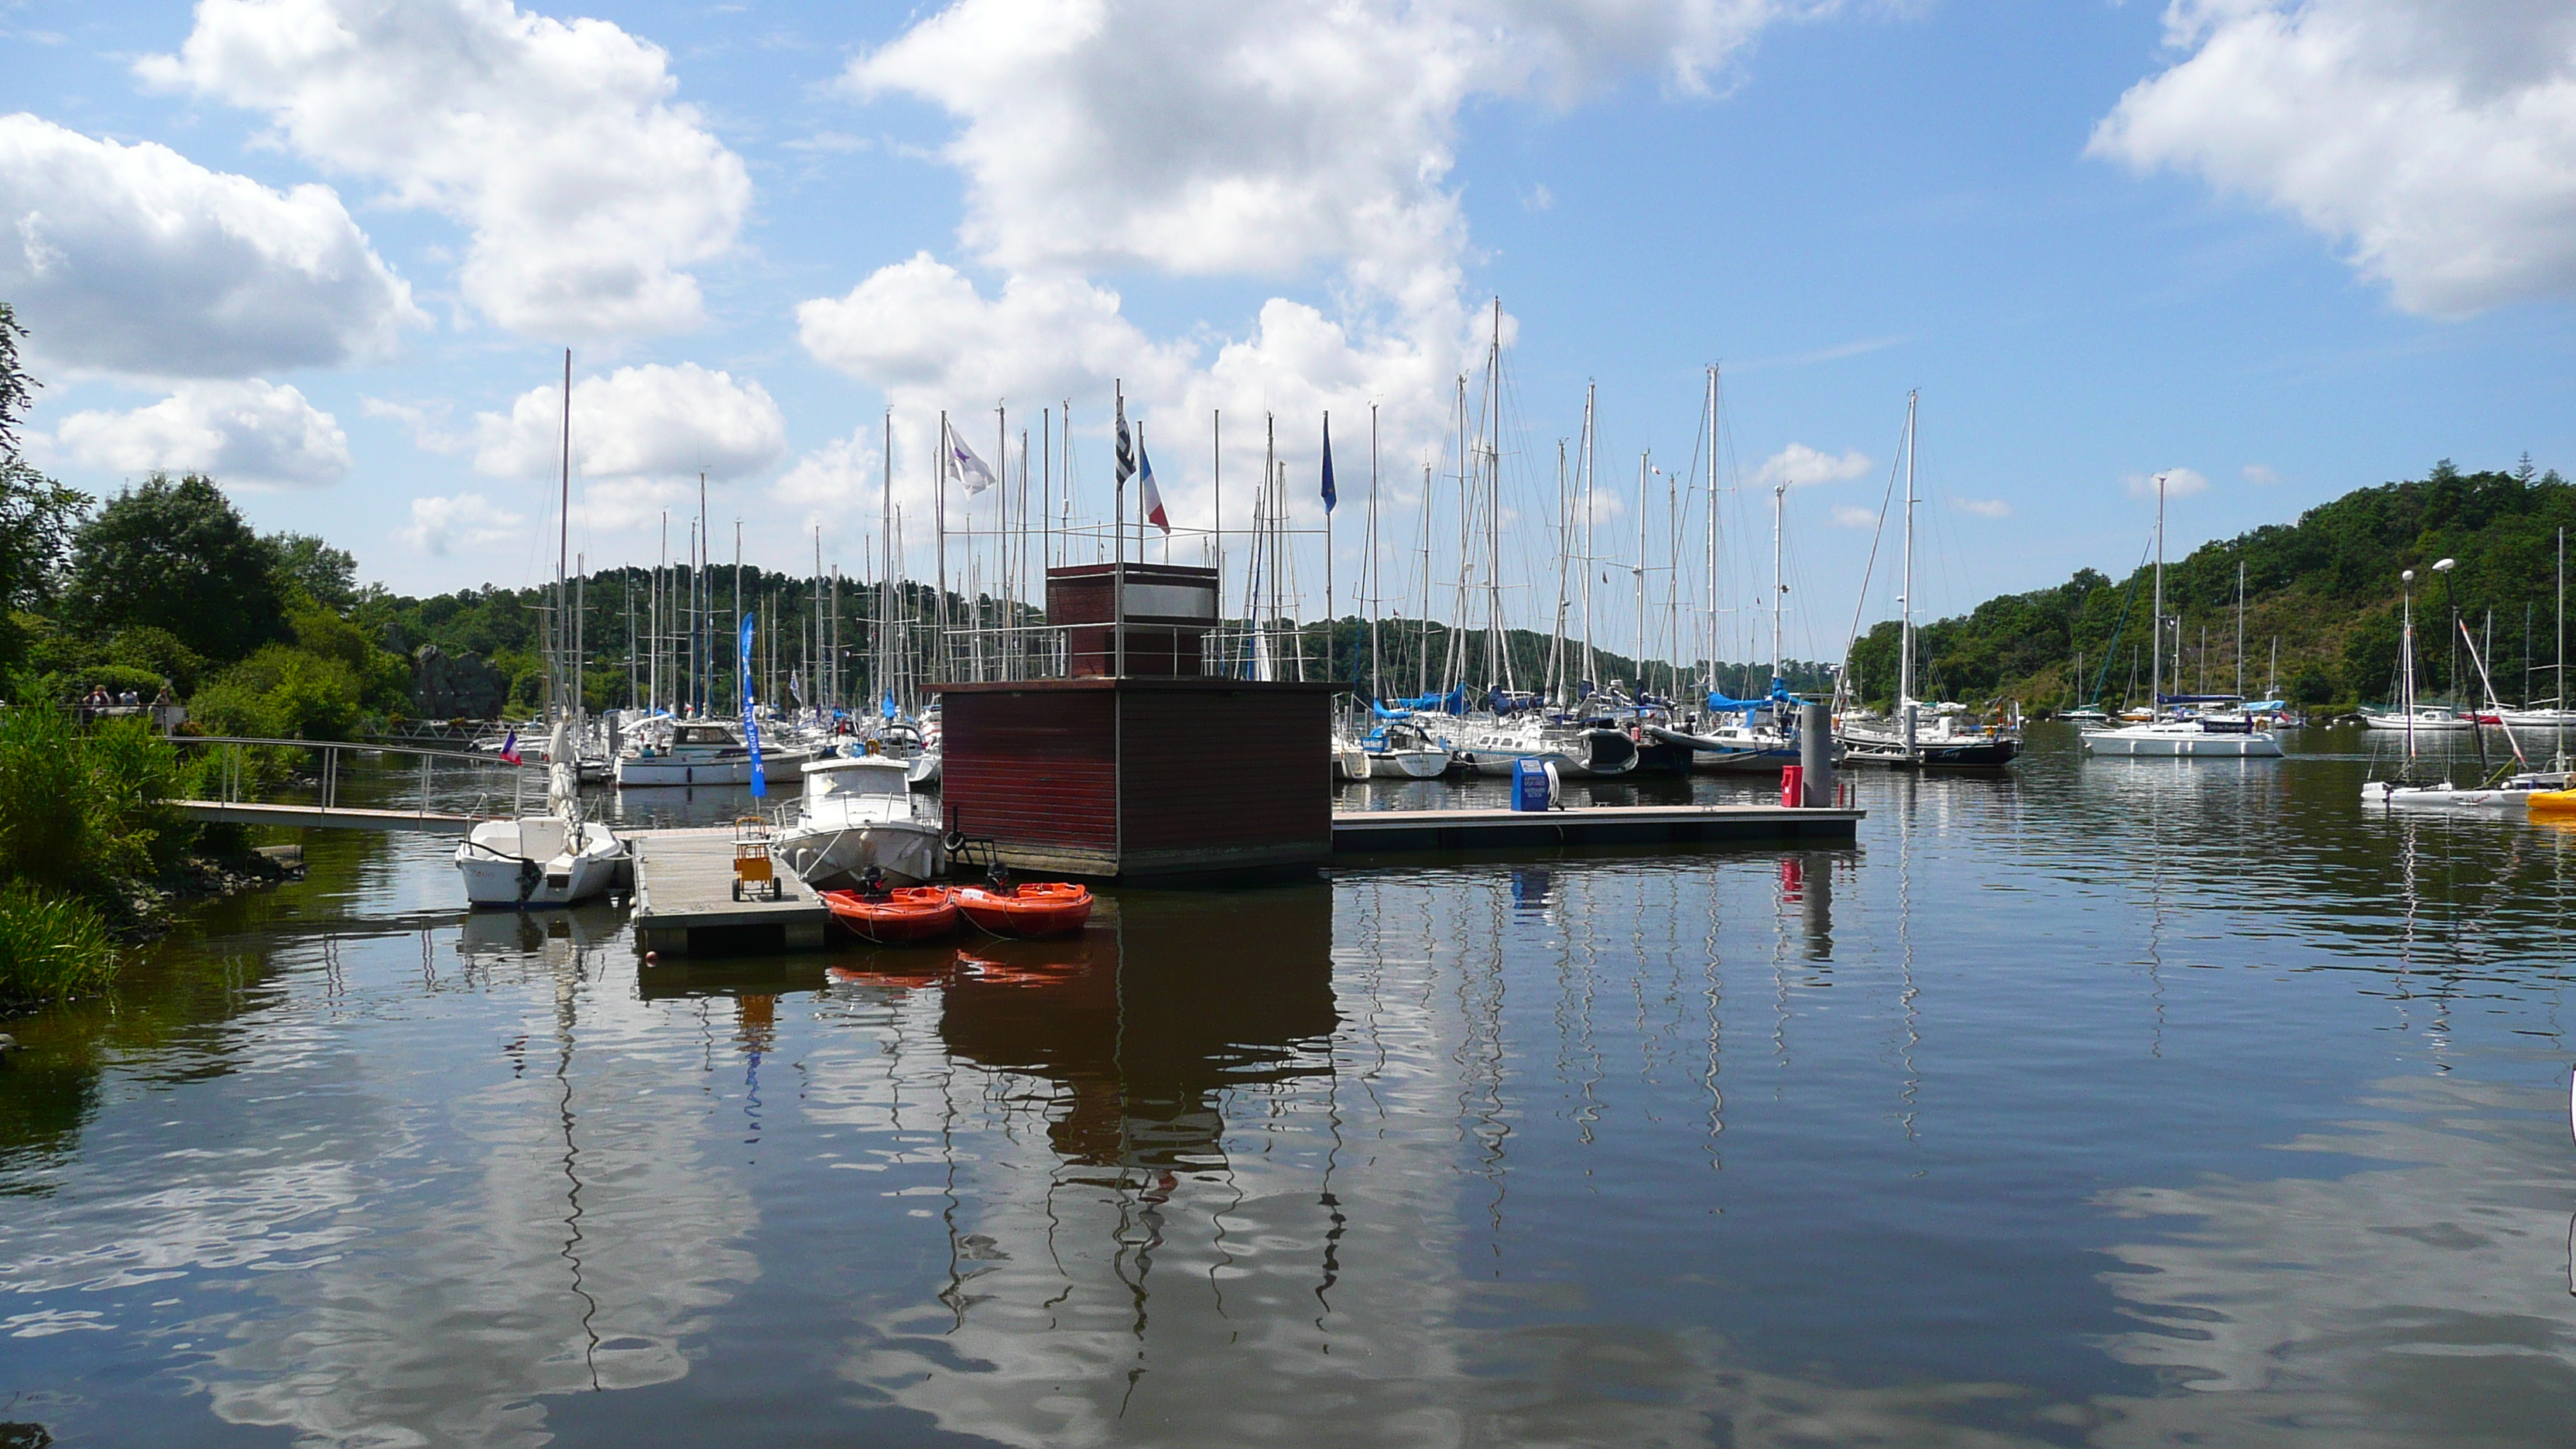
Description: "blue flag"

(738, 613), (765, 799)
(1320, 414), (1337, 512)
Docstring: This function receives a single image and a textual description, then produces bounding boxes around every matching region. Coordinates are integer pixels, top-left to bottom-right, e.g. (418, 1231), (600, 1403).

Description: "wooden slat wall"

(941, 689), (1118, 851)
(1119, 690), (1329, 852)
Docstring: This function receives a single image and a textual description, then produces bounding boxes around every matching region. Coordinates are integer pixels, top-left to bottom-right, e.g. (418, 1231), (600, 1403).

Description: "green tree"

(0, 303), (84, 653)
(64, 473), (286, 666)
(271, 531), (358, 609)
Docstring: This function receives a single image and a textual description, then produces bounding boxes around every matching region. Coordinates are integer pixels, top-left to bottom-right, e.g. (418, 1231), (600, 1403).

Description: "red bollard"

(1780, 763), (1804, 808)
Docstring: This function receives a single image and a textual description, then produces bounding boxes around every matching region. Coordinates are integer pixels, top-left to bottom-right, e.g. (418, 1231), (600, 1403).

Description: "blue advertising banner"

(739, 613), (765, 798)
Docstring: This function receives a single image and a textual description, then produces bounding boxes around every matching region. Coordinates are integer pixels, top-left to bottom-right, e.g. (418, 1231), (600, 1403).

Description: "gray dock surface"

(1330, 803), (1862, 853)
(632, 826), (827, 955)
(176, 800), (477, 833)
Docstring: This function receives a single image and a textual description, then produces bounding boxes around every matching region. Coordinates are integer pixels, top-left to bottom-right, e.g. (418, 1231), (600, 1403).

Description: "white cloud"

(799, 256), (1465, 535)
(2092, 0), (2576, 316)
(1756, 442), (1872, 488)
(1831, 504), (1879, 529)
(472, 362), (784, 532)
(474, 362), (784, 481)
(1953, 497), (2011, 518)
(360, 396), (469, 454)
(773, 430), (884, 536)
(50, 379), (350, 486)
(0, 114), (417, 377)
(2242, 462), (2280, 484)
(2126, 466), (2209, 498)
(142, 0), (750, 340)
(844, 1), (1830, 311)
(397, 492), (525, 557)
(811, 0), (1838, 546)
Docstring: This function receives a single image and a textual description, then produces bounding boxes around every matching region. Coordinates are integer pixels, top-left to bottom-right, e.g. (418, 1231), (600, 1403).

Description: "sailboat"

(457, 351), (629, 906)
(1838, 392), (2023, 768)
(2083, 471), (2282, 759)
(1645, 365), (1812, 773)
(2364, 564), (2564, 809)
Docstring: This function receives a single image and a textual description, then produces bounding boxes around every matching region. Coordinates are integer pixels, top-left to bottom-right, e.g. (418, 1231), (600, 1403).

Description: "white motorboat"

(615, 719), (820, 787)
(1456, 718), (1639, 778)
(771, 755), (944, 889)
(1362, 717), (1454, 778)
(458, 811), (629, 906)
(2057, 705), (2112, 729)
(1644, 715), (1802, 772)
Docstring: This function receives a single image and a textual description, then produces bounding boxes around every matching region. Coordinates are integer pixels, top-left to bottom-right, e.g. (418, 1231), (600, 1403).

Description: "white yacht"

(1362, 716), (1454, 778)
(2361, 704), (2472, 732)
(615, 718), (821, 788)
(2084, 714), (2284, 758)
(1455, 717), (1639, 778)
(771, 755), (944, 888)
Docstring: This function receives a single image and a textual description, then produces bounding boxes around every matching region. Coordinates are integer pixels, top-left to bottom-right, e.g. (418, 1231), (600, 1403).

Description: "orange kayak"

(820, 886), (960, 944)
(953, 882), (1093, 938)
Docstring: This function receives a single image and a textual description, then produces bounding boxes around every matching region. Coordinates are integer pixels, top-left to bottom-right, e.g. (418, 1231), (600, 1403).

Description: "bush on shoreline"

(0, 707), (200, 1008)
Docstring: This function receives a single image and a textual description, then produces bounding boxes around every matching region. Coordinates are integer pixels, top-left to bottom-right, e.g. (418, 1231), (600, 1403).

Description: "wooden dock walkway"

(630, 827), (827, 957)
(1329, 803), (1862, 854)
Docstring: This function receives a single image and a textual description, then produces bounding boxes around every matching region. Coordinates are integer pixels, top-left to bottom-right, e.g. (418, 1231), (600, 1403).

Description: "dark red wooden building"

(932, 563), (1340, 882)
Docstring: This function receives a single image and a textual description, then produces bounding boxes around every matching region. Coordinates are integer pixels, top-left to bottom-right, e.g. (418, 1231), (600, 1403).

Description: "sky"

(2, 0), (2572, 666)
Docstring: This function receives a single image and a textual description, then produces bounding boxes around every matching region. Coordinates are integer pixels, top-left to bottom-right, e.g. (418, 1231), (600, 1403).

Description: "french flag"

(1138, 439), (1170, 534)
(498, 728), (522, 765)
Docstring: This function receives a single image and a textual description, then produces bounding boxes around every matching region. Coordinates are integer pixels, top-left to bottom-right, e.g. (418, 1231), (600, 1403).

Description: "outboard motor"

(857, 865), (890, 900)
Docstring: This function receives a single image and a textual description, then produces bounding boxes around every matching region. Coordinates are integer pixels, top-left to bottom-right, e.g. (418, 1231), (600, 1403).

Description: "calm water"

(7, 726), (2576, 1446)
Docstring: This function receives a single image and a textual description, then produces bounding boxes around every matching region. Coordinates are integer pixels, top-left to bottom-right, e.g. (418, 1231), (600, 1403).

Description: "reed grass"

(0, 878), (115, 1005)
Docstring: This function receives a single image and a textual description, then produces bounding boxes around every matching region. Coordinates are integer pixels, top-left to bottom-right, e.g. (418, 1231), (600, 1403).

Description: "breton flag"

(1321, 413), (1338, 512)
(1137, 437), (1170, 534)
(498, 728), (522, 766)
(944, 423), (997, 495)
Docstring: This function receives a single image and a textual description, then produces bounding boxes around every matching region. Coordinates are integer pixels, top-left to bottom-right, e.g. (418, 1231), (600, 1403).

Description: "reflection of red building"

(933, 564), (1340, 882)
(938, 887), (1338, 1169)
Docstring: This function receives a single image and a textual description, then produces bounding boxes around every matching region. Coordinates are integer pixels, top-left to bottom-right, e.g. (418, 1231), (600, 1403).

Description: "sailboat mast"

(2235, 558), (2245, 697)
(1485, 301), (1506, 690)
(1771, 478), (1786, 691)
(555, 348), (571, 722)
(1898, 391), (1918, 716)
(1549, 438), (1567, 702)
(1566, 384), (1587, 701)
(1368, 403), (1382, 701)
(2150, 471), (2166, 714)
(1705, 365), (1718, 701)
(1636, 450), (1649, 690)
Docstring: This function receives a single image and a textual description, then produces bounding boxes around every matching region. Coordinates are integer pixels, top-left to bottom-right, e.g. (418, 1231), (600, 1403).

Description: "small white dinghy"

(457, 720), (629, 907)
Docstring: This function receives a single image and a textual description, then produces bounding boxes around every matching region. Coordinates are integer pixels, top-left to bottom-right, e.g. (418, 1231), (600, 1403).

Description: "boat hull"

(2081, 728), (2283, 758)
(1366, 748), (1452, 778)
(614, 748), (819, 787)
(774, 818), (944, 890)
(455, 818), (628, 907)
(2361, 781), (2531, 810)
(820, 886), (960, 944)
(1643, 723), (1802, 772)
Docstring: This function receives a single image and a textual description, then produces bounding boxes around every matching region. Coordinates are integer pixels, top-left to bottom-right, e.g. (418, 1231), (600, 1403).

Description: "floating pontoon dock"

(630, 827), (827, 956)
(1329, 803), (1862, 854)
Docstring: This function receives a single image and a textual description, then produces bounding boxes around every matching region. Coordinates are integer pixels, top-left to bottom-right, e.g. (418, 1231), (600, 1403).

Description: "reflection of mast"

(552, 938), (602, 1390)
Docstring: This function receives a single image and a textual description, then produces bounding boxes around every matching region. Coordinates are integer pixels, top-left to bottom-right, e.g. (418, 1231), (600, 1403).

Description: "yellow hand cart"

(731, 815), (783, 902)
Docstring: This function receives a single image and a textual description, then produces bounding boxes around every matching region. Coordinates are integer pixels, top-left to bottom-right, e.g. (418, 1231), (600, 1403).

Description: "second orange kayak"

(953, 882), (1093, 938)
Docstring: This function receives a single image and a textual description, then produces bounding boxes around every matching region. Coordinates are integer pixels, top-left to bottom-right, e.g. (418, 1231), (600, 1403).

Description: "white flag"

(945, 427), (997, 495)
